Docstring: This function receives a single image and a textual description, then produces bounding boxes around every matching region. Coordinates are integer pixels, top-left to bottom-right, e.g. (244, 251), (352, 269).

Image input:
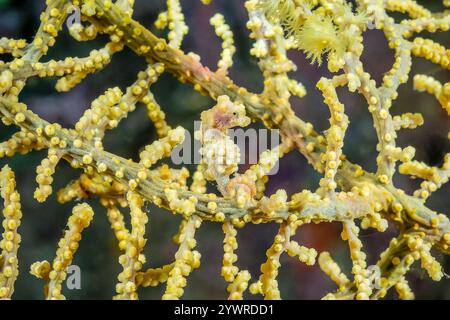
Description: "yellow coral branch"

(0, 166), (22, 299)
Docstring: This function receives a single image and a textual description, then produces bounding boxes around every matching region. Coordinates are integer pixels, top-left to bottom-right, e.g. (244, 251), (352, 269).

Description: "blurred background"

(0, 0), (448, 299)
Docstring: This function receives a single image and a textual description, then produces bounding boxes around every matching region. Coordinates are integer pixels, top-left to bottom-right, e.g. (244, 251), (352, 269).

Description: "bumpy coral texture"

(0, 0), (449, 300)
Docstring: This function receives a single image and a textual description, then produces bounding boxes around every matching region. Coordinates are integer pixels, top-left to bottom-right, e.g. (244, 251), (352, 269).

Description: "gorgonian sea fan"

(0, 0), (448, 300)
